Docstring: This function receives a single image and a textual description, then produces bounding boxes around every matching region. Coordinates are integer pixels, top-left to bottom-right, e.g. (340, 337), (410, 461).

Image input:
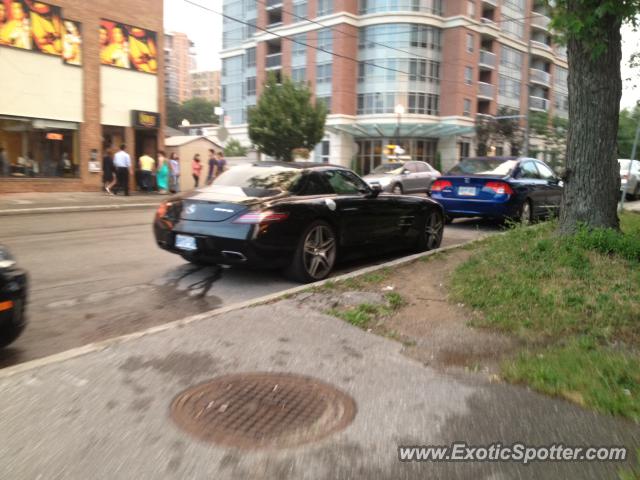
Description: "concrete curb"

(0, 235), (491, 379)
(0, 203), (159, 216)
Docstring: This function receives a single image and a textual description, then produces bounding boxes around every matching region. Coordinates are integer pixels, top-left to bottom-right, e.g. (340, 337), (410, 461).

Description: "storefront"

(0, 116), (80, 178)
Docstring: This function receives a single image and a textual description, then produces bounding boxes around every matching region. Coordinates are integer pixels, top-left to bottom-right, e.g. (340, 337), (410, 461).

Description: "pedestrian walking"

(102, 148), (116, 194)
(138, 151), (155, 192)
(192, 153), (202, 188)
(113, 144), (132, 196)
(206, 149), (216, 185)
(169, 152), (180, 193)
(215, 151), (227, 178)
(156, 151), (169, 194)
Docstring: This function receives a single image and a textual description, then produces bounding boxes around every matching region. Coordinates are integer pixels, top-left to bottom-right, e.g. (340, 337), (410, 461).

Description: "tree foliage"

(165, 98), (219, 128)
(248, 74), (327, 162)
(224, 138), (248, 157)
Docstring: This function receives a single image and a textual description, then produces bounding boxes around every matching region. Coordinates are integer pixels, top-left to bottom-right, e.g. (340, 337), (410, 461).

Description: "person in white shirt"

(113, 144), (132, 196)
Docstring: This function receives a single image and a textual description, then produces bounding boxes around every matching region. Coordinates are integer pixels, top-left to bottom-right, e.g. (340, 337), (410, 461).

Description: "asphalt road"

(0, 208), (500, 368)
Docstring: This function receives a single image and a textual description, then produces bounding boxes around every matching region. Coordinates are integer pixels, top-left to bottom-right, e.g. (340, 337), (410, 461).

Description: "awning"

(327, 122), (475, 139)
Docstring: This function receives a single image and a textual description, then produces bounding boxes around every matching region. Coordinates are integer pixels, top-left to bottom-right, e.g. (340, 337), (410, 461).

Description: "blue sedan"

(430, 156), (563, 223)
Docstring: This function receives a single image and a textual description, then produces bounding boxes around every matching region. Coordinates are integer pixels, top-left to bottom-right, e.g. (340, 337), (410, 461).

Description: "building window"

(292, 67), (306, 83)
(316, 63), (332, 84)
(467, 0), (475, 17)
(246, 47), (256, 68)
(246, 76), (256, 96)
(463, 99), (471, 116)
(500, 45), (524, 70)
(498, 75), (521, 99)
(291, 34), (307, 57)
(408, 92), (439, 115)
(503, 0), (525, 12)
(317, 0), (333, 16)
(359, 0), (443, 15)
(315, 140), (330, 163)
(293, 0), (307, 19)
(464, 66), (473, 85)
(503, 16), (524, 39)
(317, 28), (333, 52)
(466, 33), (474, 53)
(459, 141), (471, 159)
(317, 95), (331, 113)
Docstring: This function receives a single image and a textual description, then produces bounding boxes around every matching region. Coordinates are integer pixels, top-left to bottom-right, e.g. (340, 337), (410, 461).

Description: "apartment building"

(165, 32), (197, 103)
(220, 0), (568, 173)
(191, 70), (222, 103)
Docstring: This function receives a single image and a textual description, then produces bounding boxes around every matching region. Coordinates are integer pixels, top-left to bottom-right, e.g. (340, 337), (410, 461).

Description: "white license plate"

(458, 186), (477, 196)
(175, 234), (197, 251)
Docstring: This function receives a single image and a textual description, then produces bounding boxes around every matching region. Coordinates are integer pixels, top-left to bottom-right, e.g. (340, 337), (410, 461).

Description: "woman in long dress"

(156, 151), (169, 194)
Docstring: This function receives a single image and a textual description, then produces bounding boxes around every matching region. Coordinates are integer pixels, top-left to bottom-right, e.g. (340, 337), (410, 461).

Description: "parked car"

(154, 162), (445, 283)
(619, 159), (640, 200)
(363, 161), (441, 195)
(0, 245), (28, 348)
(430, 156), (563, 224)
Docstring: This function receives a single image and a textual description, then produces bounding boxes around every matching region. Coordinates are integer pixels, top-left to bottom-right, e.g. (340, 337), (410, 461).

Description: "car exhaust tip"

(221, 251), (247, 262)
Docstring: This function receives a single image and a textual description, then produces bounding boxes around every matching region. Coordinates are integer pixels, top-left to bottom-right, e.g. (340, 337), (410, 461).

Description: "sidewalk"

(0, 296), (637, 479)
(625, 199), (640, 213)
(0, 191), (164, 215)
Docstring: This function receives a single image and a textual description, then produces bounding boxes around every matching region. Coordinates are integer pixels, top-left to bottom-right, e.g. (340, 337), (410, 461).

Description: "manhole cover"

(170, 372), (356, 449)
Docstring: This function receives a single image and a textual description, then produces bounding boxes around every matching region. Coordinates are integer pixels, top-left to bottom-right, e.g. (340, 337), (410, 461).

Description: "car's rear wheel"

(285, 220), (337, 283)
(417, 210), (444, 252)
(392, 183), (403, 195)
(520, 199), (532, 225)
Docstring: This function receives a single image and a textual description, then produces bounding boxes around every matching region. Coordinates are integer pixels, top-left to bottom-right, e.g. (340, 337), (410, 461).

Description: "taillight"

(485, 181), (514, 195)
(156, 202), (169, 218)
(233, 210), (289, 224)
(431, 179), (452, 192)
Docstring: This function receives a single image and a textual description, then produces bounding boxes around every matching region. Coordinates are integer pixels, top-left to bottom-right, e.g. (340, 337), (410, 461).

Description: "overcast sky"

(164, 0), (640, 110)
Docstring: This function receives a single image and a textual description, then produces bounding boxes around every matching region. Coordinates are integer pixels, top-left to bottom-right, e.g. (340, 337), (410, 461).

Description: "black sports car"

(0, 245), (28, 348)
(154, 162), (445, 283)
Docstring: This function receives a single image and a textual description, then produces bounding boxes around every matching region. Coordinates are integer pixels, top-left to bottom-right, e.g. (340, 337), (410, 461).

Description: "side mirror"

(367, 184), (382, 198)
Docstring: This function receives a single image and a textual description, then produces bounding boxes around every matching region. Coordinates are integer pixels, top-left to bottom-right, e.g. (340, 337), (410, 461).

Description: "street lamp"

(394, 104), (405, 159)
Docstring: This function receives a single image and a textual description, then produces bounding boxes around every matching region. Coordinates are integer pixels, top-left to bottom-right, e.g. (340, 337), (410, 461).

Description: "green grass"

(451, 213), (640, 421)
(328, 293), (406, 329)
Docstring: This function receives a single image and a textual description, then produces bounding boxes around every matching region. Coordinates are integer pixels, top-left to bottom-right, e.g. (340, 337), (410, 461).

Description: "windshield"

(447, 158), (518, 177)
(204, 165), (302, 197)
(370, 163), (406, 175)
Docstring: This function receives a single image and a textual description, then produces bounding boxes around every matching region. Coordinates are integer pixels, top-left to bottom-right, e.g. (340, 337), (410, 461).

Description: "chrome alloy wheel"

(424, 211), (444, 250)
(303, 224), (337, 279)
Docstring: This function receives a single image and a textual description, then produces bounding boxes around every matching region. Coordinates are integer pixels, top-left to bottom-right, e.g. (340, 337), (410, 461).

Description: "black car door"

(535, 161), (563, 215)
(512, 161), (547, 217)
(322, 169), (388, 248)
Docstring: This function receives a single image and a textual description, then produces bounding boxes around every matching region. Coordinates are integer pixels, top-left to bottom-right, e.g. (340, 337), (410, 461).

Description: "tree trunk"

(558, 5), (622, 235)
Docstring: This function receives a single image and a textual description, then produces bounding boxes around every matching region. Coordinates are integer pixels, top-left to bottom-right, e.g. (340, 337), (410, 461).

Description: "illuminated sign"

(132, 110), (160, 129)
(46, 132), (63, 140)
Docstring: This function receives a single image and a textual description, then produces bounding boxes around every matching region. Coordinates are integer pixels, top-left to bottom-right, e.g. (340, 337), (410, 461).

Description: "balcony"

(531, 40), (553, 52)
(266, 53), (282, 69)
(531, 12), (551, 30)
(479, 50), (496, 69)
(482, 0), (497, 6)
(530, 96), (550, 112)
(478, 82), (495, 99)
(530, 68), (551, 87)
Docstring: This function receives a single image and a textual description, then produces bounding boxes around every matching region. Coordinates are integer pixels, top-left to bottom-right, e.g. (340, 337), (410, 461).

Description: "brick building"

(190, 70), (221, 104)
(220, 0), (568, 173)
(164, 31), (196, 104)
(0, 0), (164, 193)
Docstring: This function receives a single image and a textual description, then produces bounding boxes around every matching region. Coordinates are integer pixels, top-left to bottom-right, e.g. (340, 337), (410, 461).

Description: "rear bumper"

(154, 220), (295, 269)
(432, 195), (520, 218)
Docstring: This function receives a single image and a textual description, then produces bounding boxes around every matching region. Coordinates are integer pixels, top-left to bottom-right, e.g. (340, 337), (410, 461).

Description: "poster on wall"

(62, 18), (81, 65)
(100, 19), (157, 74)
(28, 1), (62, 56)
(100, 19), (129, 69)
(0, 0), (33, 50)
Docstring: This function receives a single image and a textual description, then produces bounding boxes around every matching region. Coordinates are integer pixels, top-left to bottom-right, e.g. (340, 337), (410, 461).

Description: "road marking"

(0, 203), (158, 216)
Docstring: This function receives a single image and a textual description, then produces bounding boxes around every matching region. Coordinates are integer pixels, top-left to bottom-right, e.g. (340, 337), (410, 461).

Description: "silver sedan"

(363, 161), (441, 195)
(620, 159), (640, 200)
